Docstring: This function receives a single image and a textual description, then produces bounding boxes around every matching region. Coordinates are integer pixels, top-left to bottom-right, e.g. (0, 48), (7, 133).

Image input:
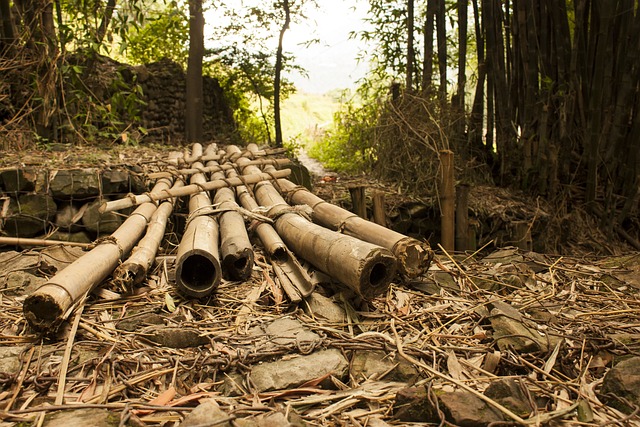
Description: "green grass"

(280, 91), (342, 148)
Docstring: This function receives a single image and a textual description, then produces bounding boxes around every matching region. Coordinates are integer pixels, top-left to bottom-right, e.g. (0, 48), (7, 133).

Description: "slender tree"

(274, 0), (291, 147)
(185, 0), (204, 142)
(406, 0), (414, 91)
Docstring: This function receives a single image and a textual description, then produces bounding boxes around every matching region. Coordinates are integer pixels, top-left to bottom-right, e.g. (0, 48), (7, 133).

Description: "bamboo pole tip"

(222, 249), (255, 282)
(393, 238), (434, 278)
(175, 250), (222, 298)
(358, 250), (397, 299)
(23, 291), (67, 332)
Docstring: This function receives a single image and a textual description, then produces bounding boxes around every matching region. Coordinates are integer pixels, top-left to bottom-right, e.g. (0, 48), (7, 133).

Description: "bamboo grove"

(344, 0), (640, 237)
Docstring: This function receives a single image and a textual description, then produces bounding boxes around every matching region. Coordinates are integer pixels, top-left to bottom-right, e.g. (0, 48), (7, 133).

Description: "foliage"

(125, 0), (189, 65)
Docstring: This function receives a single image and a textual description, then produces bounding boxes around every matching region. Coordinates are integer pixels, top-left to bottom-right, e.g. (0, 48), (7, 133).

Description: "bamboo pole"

(275, 179), (433, 278)
(455, 184), (470, 252)
(100, 169), (292, 213)
(439, 150), (455, 252)
(236, 152), (396, 299)
(113, 179), (183, 290)
(23, 203), (157, 332)
(0, 236), (90, 248)
(226, 147), (315, 297)
(372, 190), (386, 226)
(204, 144), (254, 281)
(174, 143), (222, 297)
(147, 158), (290, 180)
(349, 186), (367, 219)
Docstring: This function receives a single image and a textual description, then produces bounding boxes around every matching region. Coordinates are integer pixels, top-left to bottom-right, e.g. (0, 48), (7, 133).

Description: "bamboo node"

(92, 235), (125, 259)
(267, 204), (313, 222)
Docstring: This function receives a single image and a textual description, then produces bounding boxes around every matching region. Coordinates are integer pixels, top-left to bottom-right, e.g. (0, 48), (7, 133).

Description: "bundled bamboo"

(100, 169), (292, 213)
(147, 158), (290, 180)
(113, 179), (183, 290)
(235, 152), (396, 298)
(23, 202), (157, 332)
(275, 177), (433, 278)
(174, 144), (222, 297)
(204, 144), (254, 281)
(225, 150), (314, 298)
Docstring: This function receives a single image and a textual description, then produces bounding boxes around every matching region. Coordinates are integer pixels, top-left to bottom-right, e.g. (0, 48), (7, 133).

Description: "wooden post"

(455, 184), (469, 251)
(439, 150), (455, 252)
(372, 190), (386, 226)
(510, 221), (532, 251)
(349, 186), (367, 219)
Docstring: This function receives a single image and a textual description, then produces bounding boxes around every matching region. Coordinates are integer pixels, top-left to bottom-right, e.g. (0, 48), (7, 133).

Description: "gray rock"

(0, 168), (37, 192)
(392, 386), (437, 422)
(220, 371), (246, 397)
(303, 292), (346, 323)
(144, 327), (209, 348)
(255, 317), (322, 349)
(101, 170), (131, 195)
(351, 350), (419, 382)
(43, 408), (118, 427)
(250, 348), (348, 392)
(439, 391), (504, 426)
(489, 303), (560, 353)
(484, 378), (534, 417)
(46, 231), (92, 244)
(3, 271), (45, 296)
(50, 169), (100, 199)
(288, 160), (313, 191)
(178, 399), (232, 427)
(81, 199), (122, 234)
(0, 346), (26, 375)
(3, 194), (57, 237)
(54, 203), (82, 231)
(600, 356), (640, 414)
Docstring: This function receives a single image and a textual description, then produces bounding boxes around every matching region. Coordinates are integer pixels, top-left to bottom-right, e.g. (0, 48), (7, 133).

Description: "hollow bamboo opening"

(176, 252), (220, 297)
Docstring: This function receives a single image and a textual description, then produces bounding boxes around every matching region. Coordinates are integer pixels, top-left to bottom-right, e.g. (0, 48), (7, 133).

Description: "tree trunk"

(185, 0), (204, 142)
(457, 0), (467, 108)
(274, 0), (290, 148)
(406, 0), (414, 91)
(0, 0), (16, 55)
(436, 0), (447, 100)
(422, 0), (436, 94)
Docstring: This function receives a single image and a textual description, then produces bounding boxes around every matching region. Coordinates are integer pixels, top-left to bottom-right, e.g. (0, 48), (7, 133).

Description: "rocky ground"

(0, 144), (639, 426)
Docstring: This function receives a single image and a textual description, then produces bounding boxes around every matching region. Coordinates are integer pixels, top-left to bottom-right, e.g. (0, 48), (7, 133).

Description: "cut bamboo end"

(222, 248), (254, 281)
(175, 249), (222, 298)
(393, 237), (435, 278)
(354, 249), (397, 299)
(23, 285), (73, 332)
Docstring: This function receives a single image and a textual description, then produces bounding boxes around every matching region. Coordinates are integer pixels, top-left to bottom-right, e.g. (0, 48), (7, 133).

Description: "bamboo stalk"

(349, 186), (367, 219)
(23, 203), (157, 332)
(455, 184), (470, 252)
(372, 190), (386, 226)
(204, 144), (254, 281)
(99, 169), (292, 213)
(225, 150), (315, 297)
(147, 158), (290, 180)
(0, 236), (90, 248)
(113, 180), (183, 290)
(236, 151), (396, 298)
(174, 143), (222, 297)
(275, 179), (434, 278)
(439, 150), (455, 252)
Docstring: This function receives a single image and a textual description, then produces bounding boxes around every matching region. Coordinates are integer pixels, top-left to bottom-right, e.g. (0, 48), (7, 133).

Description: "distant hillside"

(280, 91), (342, 147)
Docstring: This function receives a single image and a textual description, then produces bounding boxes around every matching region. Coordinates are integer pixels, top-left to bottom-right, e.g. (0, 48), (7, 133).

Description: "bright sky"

(205, 0), (371, 95)
(283, 0), (371, 93)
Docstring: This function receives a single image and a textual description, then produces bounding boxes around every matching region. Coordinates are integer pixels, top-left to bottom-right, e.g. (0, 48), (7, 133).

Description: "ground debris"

(1, 236), (640, 425)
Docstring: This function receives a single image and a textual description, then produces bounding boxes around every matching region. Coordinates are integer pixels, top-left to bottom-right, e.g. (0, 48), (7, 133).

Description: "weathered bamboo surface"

(205, 145), (254, 281)
(100, 168), (292, 213)
(23, 202), (157, 332)
(237, 153), (397, 298)
(174, 144), (222, 297)
(276, 178), (434, 278)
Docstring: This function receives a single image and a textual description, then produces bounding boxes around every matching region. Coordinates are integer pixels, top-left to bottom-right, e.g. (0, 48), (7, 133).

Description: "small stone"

(81, 199), (122, 234)
(144, 327), (209, 348)
(179, 399), (232, 427)
(46, 231), (92, 244)
(55, 203), (82, 231)
(351, 350), (418, 382)
(392, 386), (437, 422)
(43, 408), (118, 427)
(101, 170), (131, 195)
(439, 391), (504, 426)
(489, 303), (560, 353)
(303, 292), (346, 324)
(0, 346), (26, 375)
(600, 356), (640, 414)
(250, 348), (348, 392)
(254, 317), (322, 349)
(3, 271), (45, 296)
(484, 378), (534, 417)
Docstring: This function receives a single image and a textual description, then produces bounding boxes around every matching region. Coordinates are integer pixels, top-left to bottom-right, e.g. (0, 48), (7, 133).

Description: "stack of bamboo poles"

(23, 143), (434, 332)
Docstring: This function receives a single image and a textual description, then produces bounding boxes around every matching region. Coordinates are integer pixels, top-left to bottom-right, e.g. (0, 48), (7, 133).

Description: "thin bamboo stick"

(100, 169), (292, 213)
(0, 236), (90, 248)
